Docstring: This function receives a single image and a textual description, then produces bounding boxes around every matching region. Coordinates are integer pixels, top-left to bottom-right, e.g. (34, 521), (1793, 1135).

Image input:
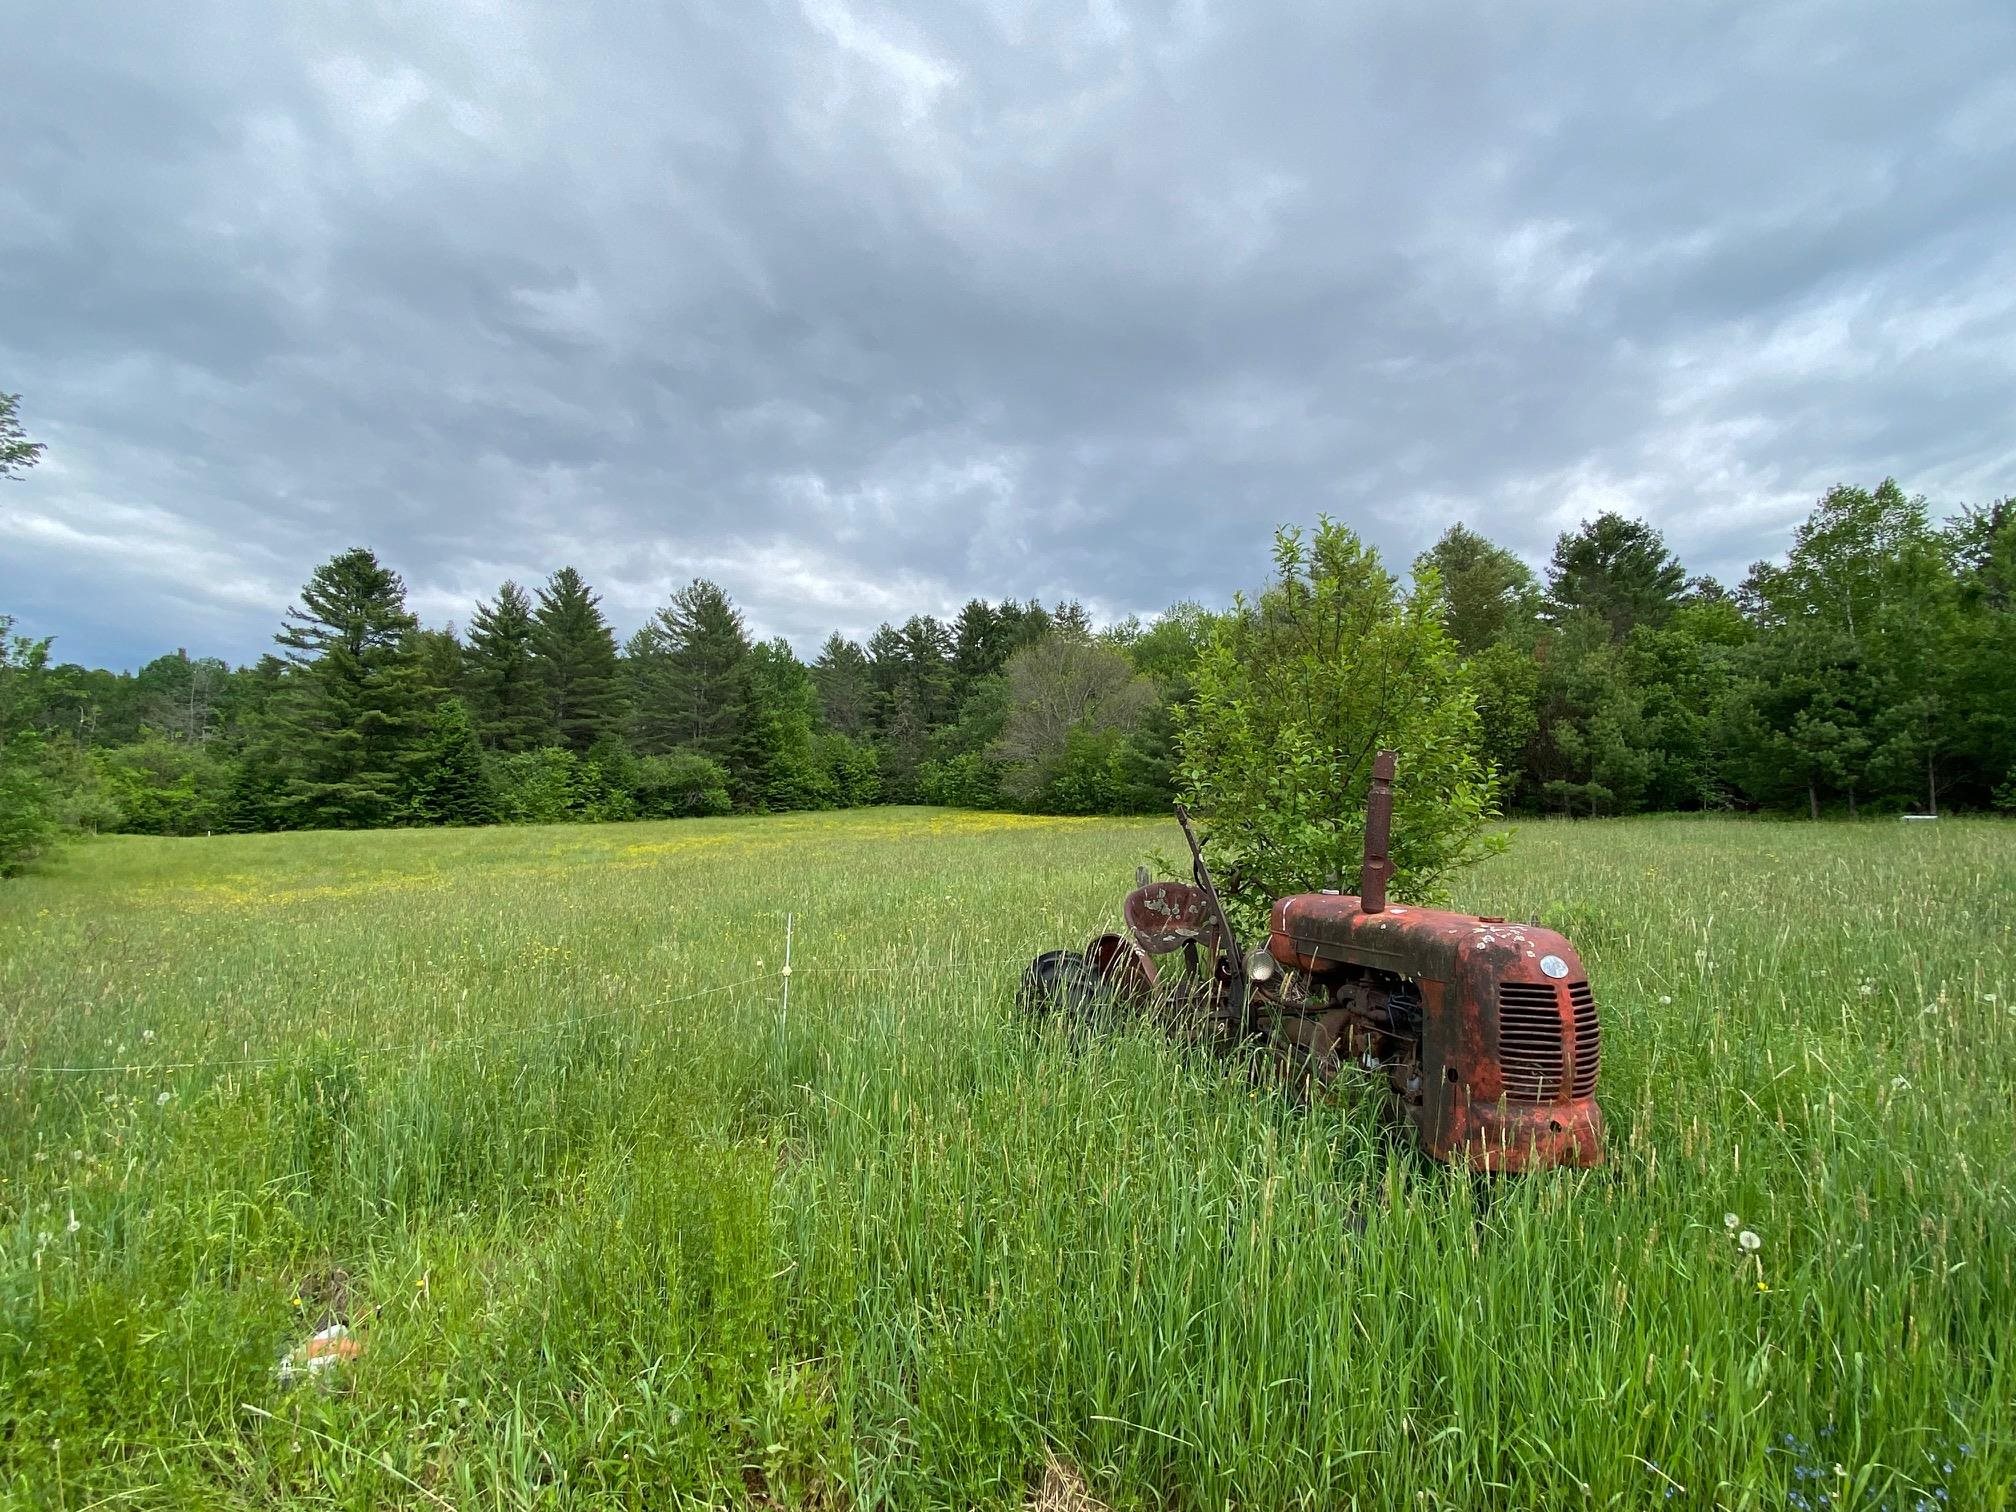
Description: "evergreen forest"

(4, 477), (2013, 873)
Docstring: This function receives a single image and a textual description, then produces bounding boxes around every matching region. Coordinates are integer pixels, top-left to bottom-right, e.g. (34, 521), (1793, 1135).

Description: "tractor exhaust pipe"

(1360, 750), (1397, 913)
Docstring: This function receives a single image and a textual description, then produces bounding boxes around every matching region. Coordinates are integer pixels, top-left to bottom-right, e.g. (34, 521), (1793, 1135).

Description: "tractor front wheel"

(1265, 1010), (1345, 1101)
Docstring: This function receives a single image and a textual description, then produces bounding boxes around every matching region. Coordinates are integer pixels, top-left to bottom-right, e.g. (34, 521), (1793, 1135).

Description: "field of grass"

(1, 808), (2010, 1509)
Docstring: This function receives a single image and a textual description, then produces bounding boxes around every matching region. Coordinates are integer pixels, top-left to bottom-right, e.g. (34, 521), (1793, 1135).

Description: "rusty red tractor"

(1019, 751), (1605, 1173)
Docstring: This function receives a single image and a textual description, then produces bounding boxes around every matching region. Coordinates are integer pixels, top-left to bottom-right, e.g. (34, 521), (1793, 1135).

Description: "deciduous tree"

(1177, 519), (1499, 931)
(993, 635), (1156, 804)
(0, 392), (45, 483)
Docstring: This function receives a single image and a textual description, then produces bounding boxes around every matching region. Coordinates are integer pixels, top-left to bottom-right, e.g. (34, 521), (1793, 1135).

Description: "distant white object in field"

(277, 1324), (362, 1385)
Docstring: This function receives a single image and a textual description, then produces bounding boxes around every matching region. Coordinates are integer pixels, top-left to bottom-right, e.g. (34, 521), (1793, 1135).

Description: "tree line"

(3, 473), (2013, 873)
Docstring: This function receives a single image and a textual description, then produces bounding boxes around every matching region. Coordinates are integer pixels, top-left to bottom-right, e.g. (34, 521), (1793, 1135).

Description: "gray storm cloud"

(3, 0), (2014, 667)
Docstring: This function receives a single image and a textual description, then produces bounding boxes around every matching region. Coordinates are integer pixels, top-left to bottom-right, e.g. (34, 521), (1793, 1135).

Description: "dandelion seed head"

(1724, 1212), (1739, 1230)
(1739, 1229), (1761, 1251)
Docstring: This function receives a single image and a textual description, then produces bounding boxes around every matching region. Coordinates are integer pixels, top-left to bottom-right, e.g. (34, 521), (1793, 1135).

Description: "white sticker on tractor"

(1540, 954), (1569, 979)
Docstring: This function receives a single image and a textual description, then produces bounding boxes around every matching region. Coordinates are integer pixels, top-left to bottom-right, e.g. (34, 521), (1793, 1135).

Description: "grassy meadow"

(0, 809), (2010, 1509)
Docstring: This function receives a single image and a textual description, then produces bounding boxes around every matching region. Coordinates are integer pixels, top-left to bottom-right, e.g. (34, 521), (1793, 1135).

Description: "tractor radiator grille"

(1569, 981), (1600, 1097)
(1496, 982), (1565, 1101)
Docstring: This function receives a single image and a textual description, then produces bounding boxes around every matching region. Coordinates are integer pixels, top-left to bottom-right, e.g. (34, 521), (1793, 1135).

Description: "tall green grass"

(0, 810), (2009, 1508)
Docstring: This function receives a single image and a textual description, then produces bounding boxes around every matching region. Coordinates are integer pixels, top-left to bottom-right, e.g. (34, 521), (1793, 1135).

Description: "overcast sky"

(4, 1), (2014, 670)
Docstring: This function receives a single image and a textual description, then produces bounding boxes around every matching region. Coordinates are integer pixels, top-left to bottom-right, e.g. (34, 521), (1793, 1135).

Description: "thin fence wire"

(1, 944), (1052, 1078)
(4, 972), (778, 1077)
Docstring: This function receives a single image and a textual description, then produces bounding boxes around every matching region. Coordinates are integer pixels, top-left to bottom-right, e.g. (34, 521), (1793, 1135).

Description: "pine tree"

(864, 624), (907, 732)
(1545, 514), (1686, 639)
(626, 579), (754, 761)
(1414, 524), (1543, 654)
(216, 656), (290, 831)
(404, 697), (499, 825)
(876, 689), (931, 803)
(1722, 625), (1876, 817)
(950, 600), (1008, 697)
(1944, 501), (2016, 807)
(271, 548), (430, 829)
(1051, 600), (1094, 639)
(896, 615), (955, 726)
(466, 582), (553, 751)
(863, 617), (953, 800)
(812, 633), (875, 737)
(995, 600), (1055, 655)
(410, 626), (465, 697)
(532, 567), (624, 753)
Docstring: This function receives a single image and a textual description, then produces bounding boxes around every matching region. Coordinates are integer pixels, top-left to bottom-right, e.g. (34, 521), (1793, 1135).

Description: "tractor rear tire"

(1017, 950), (1116, 1031)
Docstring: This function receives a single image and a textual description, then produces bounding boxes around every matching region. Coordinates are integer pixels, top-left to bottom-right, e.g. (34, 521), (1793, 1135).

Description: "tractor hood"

(1267, 893), (1586, 985)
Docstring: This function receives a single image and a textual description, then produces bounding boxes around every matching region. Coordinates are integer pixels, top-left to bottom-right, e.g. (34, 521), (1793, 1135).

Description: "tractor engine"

(1263, 893), (1605, 1171)
(1256, 749), (1603, 1170)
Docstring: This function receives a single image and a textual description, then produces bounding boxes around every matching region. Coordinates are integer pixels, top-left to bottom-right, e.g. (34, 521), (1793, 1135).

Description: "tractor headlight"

(1246, 950), (1277, 984)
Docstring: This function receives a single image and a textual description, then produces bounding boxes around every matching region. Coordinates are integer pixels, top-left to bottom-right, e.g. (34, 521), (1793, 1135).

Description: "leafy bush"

(1541, 779), (1619, 818)
(632, 751), (733, 818)
(0, 736), (59, 875)
(919, 752), (999, 809)
(38, 736), (121, 835)
(1041, 728), (1127, 815)
(752, 739), (838, 813)
(489, 747), (581, 824)
(575, 737), (639, 822)
(818, 733), (880, 807)
(1040, 724), (1178, 816)
(487, 744), (732, 824)
(94, 735), (231, 835)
